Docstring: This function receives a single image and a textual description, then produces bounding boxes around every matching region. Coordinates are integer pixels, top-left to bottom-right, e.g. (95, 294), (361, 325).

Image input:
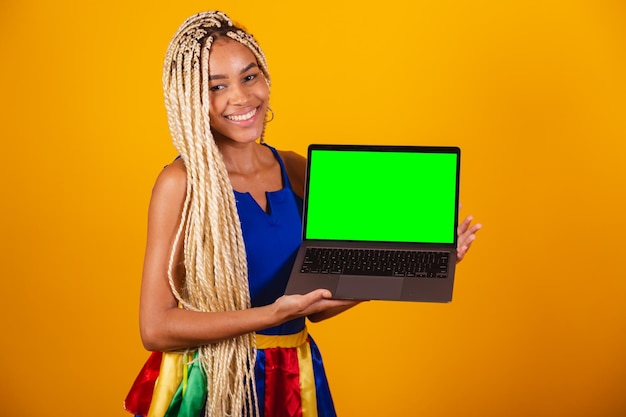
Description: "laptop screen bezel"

(301, 144), (461, 246)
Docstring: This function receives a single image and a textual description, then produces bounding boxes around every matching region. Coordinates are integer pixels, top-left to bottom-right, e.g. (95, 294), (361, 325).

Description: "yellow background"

(1, 0), (625, 416)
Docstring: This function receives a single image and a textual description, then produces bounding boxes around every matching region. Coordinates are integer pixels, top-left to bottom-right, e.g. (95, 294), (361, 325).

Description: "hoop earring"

(265, 107), (275, 123)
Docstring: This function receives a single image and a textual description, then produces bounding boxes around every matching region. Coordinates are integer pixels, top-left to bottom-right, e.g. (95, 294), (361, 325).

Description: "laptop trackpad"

(335, 275), (403, 300)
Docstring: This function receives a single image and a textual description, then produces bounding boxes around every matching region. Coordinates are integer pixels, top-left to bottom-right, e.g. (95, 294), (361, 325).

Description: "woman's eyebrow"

(240, 62), (258, 74)
(208, 62), (259, 81)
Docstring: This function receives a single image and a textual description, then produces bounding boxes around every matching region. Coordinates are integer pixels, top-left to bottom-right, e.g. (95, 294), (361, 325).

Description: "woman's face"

(207, 38), (269, 144)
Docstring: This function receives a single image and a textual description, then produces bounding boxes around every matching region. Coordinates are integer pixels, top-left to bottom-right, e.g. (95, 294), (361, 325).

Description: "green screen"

(304, 148), (459, 244)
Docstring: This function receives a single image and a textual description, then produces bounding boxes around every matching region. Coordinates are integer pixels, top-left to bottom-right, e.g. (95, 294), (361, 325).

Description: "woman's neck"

(216, 140), (269, 176)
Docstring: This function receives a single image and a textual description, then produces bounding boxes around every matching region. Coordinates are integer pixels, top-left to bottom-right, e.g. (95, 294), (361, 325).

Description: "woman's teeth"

(226, 108), (257, 121)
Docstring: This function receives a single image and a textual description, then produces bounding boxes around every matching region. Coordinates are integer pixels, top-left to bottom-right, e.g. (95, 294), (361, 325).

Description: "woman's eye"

(209, 84), (225, 92)
(243, 73), (257, 82)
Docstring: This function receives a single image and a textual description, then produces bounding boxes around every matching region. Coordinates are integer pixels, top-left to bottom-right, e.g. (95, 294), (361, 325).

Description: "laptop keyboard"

(299, 247), (450, 278)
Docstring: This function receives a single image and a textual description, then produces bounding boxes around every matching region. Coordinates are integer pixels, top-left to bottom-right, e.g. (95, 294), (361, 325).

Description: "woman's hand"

(272, 290), (364, 323)
(457, 214), (482, 263)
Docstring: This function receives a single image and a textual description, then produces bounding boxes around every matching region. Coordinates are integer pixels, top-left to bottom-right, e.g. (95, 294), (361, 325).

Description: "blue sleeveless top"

(234, 145), (304, 336)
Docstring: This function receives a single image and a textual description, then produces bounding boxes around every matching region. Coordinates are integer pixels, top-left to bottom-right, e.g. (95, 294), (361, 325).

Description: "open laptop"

(284, 144), (461, 303)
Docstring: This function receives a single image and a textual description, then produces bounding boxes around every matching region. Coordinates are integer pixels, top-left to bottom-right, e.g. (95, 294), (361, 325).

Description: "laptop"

(284, 144), (461, 303)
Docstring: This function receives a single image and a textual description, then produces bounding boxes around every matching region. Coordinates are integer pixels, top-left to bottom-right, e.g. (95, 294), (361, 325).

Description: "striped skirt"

(125, 329), (337, 417)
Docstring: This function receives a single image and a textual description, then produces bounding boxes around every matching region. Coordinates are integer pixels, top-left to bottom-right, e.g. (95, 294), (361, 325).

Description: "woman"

(125, 10), (481, 417)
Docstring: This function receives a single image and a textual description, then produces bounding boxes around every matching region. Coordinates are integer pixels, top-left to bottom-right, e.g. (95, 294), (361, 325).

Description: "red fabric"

(124, 351), (163, 416)
(263, 347), (302, 417)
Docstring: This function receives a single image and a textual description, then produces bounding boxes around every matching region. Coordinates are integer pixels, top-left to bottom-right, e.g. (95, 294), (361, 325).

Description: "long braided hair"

(162, 11), (270, 416)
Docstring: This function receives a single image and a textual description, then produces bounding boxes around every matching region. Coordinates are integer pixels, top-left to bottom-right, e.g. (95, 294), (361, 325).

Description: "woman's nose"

(229, 83), (248, 104)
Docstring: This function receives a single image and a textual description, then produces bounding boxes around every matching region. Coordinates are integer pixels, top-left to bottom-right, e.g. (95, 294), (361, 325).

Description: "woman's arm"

(138, 159), (339, 352)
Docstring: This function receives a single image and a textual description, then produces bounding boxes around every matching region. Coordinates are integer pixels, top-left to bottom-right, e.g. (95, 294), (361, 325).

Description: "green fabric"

(164, 355), (207, 417)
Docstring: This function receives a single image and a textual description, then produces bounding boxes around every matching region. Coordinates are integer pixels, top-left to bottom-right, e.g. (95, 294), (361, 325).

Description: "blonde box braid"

(162, 11), (271, 417)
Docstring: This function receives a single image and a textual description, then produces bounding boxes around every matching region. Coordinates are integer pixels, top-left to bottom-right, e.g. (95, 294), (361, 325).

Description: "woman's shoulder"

(152, 157), (187, 200)
(145, 157), (188, 234)
(277, 149), (306, 168)
(277, 149), (306, 198)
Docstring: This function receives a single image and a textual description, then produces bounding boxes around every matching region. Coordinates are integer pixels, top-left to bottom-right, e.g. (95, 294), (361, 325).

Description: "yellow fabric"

(255, 327), (308, 349)
(297, 338), (318, 417)
(181, 353), (191, 396)
(147, 352), (184, 417)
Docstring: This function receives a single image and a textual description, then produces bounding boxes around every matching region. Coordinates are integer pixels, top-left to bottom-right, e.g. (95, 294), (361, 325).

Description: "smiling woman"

(124, 11), (364, 417)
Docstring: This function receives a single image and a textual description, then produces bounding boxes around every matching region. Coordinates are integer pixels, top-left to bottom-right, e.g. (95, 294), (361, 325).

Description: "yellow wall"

(1, 1), (625, 416)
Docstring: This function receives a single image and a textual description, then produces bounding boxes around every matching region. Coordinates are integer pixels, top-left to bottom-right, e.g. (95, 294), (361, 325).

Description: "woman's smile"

(225, 107), (258, 122)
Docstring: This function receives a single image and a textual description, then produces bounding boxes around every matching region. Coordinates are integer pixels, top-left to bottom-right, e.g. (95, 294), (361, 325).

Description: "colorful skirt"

(124, 328), (337, 417)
